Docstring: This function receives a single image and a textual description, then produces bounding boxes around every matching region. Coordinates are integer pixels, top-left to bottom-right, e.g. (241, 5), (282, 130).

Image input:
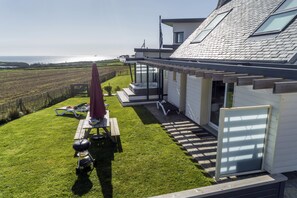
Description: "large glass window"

(192, 10), (231, 43)
(210, 81), (226, 127)
(278, 0), (297, 11)
(174, 32), (184, 43)
(225, 83), (234, 108)
(253, 0), (297, 35)
(210, 82), (234, 129)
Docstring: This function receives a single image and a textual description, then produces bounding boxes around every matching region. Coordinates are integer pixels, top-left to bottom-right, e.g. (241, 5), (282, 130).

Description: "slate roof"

(171, 0), (297, 63)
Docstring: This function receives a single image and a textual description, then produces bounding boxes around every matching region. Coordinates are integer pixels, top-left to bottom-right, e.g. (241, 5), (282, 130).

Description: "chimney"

(217, 0), (231, 9)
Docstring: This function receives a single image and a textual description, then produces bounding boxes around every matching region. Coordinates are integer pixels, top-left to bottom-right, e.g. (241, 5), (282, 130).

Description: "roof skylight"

(191, 10), (231, 43)
(253, 0), (297, 36)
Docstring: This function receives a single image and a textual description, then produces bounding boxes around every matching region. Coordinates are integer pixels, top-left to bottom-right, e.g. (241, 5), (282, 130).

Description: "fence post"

(70, 84), (75, 97)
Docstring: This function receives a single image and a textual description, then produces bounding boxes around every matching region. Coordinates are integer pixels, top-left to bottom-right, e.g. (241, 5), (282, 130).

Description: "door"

(209, 81), (226, 129)
(209, 81), (234, 129)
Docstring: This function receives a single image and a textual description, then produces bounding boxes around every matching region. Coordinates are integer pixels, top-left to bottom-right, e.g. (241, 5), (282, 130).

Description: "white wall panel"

(173, 23), (202, 44)
(273, 93), (297, 173)
(167, 71), (180, 108)
(185, 75), (202, 124)
(233, 85), (281, 173)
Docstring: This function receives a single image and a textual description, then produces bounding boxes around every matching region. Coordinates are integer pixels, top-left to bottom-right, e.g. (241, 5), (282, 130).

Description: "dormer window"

(191, 10), (231, 43)
(174, 32), (184, 43)
(253, 0), (297, 36)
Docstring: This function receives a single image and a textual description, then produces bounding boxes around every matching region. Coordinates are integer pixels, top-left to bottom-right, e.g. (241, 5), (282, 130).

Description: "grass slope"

(101, 74), (131, 95)
(0, 75), (213, 197)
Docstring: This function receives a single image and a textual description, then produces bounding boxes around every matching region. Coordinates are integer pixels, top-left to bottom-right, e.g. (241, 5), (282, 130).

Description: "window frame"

(252, 0), (297, 36)
(174, 32), (184, 44)
(191, 10), (232, 44)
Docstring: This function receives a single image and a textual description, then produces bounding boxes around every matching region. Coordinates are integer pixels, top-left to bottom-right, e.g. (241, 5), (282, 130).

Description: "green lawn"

(102, 73), (132, 95)
(0, 75), (213, 197)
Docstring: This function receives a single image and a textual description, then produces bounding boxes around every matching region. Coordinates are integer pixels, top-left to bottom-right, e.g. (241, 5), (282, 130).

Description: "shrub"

(115, 86), (121, 92)
(104, 84), (113, 96)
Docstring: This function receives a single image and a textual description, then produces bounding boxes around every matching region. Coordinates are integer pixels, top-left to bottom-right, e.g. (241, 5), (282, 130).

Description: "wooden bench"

(109, 118), (120, 143)
(74, 119), (86, 140)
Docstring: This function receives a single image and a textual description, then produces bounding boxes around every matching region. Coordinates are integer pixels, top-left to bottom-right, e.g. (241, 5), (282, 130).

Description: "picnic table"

(74, 110), (120, 144)
(83, 110), (110, 136)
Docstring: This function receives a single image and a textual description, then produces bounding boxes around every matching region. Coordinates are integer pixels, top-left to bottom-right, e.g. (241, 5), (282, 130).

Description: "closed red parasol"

(90, 63), (106, 120)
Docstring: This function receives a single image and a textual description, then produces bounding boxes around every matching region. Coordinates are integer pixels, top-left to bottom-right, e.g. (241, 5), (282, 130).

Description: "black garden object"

(73, 139), (95, 175)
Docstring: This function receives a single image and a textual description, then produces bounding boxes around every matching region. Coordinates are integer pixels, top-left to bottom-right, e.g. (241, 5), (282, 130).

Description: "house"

(118, 17), (205, 105)
(119, 0), (297, 181)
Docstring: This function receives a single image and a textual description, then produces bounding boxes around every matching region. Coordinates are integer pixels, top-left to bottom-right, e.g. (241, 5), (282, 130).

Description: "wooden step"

(117, 91), (129, 103)
(123, 88), (135, 96)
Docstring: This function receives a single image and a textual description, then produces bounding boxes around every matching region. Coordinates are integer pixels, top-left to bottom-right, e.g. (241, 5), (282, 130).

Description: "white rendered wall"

(167, 71), (181, 108)
(172, 22), (202, 44)
(135, 52), (144, 58)
(272, 93), (297, 173)
(232, 85), (281, 173)
(185, 75), (202, 123)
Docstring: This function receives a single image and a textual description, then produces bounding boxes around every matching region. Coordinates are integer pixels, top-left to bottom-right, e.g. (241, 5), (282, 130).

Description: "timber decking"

(145, 104), (218, 178)
(163, 121), (218, 177)
(116, 91), (158, 106)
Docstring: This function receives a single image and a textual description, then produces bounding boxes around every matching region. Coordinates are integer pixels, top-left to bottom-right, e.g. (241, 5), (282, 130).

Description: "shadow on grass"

(133, 106), (159, 125)
(71, 138), (117, 197)
(89, 138), (117, 198)
(55, 114), (86, 120)
(71, 137), (121, 197)
(71, 173), (93, 196)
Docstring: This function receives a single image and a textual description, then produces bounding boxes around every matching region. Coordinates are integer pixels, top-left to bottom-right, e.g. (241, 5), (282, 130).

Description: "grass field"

(0, 64), (126, 105)
(101, 72), (132, 95)
(0, 75), (213, 197)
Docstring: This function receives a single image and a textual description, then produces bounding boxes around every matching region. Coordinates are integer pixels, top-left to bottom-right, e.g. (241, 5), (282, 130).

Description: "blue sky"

(0, 0), (217, 58)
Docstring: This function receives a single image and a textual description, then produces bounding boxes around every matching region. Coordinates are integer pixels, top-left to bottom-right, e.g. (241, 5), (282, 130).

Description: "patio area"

(145, 104), (218, 178)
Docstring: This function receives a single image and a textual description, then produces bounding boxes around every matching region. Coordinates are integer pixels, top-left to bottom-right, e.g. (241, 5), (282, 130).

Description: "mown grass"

(0, 75), (213, 197)
(101, 73), (131, 95)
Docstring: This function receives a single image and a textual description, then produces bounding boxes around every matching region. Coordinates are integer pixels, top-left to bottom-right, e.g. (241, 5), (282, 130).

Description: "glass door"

(209, 81), (226, 129)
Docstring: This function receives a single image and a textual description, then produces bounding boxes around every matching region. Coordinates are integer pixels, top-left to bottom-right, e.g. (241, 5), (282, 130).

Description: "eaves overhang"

(139, 58), (297, 94)
(161, 18), (205, 27)
(134, 48), (174, 53)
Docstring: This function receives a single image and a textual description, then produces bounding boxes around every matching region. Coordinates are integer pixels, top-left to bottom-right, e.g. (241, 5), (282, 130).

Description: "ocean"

(0, 55), (111, 65)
